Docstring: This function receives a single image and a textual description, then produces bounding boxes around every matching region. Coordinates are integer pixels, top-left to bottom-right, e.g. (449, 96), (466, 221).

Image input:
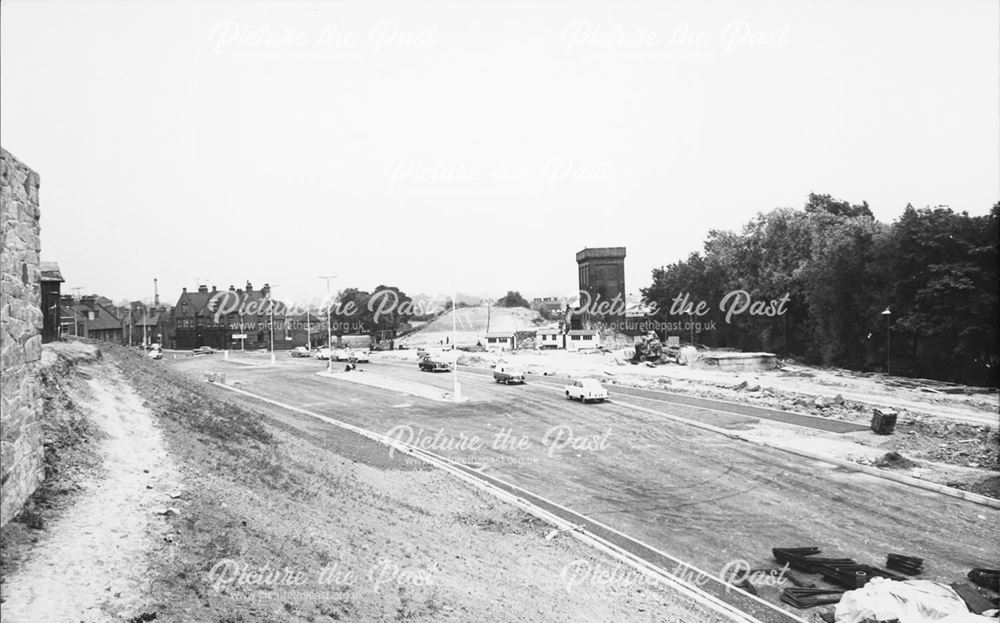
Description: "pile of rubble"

(893, 419), (999, 471)
(735, 547), (999, 622)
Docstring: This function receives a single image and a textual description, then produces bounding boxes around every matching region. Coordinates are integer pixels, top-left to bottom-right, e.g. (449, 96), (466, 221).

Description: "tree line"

(641, 195), (999, 386)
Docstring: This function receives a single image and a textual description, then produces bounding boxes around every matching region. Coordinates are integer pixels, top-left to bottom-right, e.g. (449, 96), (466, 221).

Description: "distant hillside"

(398, 306), (554, 347)
(410, 292), (484, 310)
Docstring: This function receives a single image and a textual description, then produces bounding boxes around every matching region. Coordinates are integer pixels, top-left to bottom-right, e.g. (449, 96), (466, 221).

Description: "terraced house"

(59, 295), (124, 342)
(172, 281), (287, 350)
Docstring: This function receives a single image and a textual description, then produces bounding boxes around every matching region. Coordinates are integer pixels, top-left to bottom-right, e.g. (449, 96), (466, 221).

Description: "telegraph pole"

(268, 285), (279, 364)
(136, 301), (148, 349)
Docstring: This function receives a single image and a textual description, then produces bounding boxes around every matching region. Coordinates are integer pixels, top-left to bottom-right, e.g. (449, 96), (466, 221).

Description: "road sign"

(232, 334), (248, 339)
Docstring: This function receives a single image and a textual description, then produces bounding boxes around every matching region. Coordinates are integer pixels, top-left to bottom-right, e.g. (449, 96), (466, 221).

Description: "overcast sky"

(2, 0), (997, 305)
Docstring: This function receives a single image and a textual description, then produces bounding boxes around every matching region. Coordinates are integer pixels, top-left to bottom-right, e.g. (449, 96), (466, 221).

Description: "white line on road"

(522, 380), (1000, 510)
(209, 381), (806, 623)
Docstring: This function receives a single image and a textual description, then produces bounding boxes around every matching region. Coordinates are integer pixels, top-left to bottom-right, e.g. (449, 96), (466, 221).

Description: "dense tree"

(641, 197), (999, 385)
(328, 285), (415, 342)
(332, 287), (371, 337)
(369, 285), (414, 340)
(496, 291), (530, 308)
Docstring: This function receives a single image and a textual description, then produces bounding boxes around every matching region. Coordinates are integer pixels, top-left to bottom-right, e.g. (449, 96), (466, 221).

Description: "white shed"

(536, 328), (564, 349)
(483, 332), (517, 351)
(566, 330), (600, 351)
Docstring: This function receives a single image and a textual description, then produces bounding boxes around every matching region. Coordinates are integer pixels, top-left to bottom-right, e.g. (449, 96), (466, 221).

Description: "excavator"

(631, 331), (683, 364)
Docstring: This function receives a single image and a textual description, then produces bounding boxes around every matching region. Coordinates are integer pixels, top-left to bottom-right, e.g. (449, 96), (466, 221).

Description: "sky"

(2, 0), (998, 306)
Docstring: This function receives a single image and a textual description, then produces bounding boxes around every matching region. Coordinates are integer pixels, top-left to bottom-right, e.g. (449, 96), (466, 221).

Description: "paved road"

(174, 354), (999, 620)
(378, 360), (871, 434)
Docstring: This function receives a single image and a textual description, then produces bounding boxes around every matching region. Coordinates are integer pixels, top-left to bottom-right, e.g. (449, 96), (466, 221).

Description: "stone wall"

(0, 147), (44, 527)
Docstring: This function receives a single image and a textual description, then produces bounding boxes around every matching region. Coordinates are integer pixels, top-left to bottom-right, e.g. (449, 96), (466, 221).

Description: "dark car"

(418, 356), (451, 372)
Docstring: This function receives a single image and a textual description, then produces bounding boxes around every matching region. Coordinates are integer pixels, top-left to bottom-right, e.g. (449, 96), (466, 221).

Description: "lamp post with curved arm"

(881, 307), (891, 375)
(319, 276), (337, 373)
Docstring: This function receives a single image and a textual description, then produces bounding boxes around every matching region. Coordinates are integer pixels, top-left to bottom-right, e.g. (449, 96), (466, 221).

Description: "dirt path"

(1, 364), (180, 623)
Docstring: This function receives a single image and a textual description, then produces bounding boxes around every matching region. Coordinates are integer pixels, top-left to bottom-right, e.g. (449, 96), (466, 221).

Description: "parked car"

(493, 365), (525, 385)
(418, 355), (451, 372)
(314, 347), (334, 360)
(192, 346), (218, 355)
(147, 349), (163, 360)
(564, 378), (608, 403)
(290, 346), (311, 358)
(348, 350), (371, 364)
(332, 348), (353, 362)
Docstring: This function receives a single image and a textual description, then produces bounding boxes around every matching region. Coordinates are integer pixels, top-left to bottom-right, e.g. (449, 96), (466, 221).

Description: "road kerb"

(209, 381), (807, 623)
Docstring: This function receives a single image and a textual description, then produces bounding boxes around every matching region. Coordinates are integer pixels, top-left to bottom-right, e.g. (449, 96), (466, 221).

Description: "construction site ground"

(380, 347), (1000, 498)
(0, 343), (722, 623)
(157, 349), (997, 622)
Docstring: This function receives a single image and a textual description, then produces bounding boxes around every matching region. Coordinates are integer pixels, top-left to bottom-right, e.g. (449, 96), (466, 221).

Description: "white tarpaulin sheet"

(835, 578), (989, 623)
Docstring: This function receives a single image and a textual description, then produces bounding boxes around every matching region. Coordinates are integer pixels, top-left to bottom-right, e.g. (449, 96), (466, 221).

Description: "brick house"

(60, 295), (124, 342)
(126, 305), (173, 348)
(173, 281), (287, 350)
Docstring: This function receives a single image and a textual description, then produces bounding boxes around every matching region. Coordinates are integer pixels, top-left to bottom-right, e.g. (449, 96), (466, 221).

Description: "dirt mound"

(874, 451), (918, 469)
(399, 306), (554, 347)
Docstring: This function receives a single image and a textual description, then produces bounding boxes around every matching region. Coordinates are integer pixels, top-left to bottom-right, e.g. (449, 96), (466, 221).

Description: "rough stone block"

(0, 146), (44, 527)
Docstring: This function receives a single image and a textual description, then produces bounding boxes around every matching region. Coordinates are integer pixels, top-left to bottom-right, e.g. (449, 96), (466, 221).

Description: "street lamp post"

(452, 287), (461, 402)
(70, 286), (85, 338)
(133, 301), (150, 349)
(881, 307), (891, 375)
(319, 276), (337, 373)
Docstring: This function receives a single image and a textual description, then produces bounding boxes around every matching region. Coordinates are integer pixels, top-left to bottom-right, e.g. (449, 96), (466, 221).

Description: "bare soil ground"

(0, 342), (722, 622)
(398, 306), (552, 348)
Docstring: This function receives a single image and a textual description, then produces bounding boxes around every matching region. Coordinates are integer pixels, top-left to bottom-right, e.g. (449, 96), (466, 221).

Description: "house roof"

(567, 330), (599, 336)
(62, 299), (124, 331)
(134, 313), (161, 327)
(536, 328), (562, 334)
(483, 332), (516, 338)
(175, 289), (217, 317)
(175, 285), (282, 318)
(40, 261), (64, 282)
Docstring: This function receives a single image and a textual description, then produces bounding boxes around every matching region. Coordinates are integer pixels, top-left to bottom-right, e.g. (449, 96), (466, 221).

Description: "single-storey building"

(483, 332), (517, 351)
(40, 261), (63, 343)
(536, 328), (564, 349)
(566, 329), (600, 351)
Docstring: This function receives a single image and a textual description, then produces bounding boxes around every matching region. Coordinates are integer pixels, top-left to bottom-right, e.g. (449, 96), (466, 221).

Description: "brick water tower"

(575, 247), (626, 329)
